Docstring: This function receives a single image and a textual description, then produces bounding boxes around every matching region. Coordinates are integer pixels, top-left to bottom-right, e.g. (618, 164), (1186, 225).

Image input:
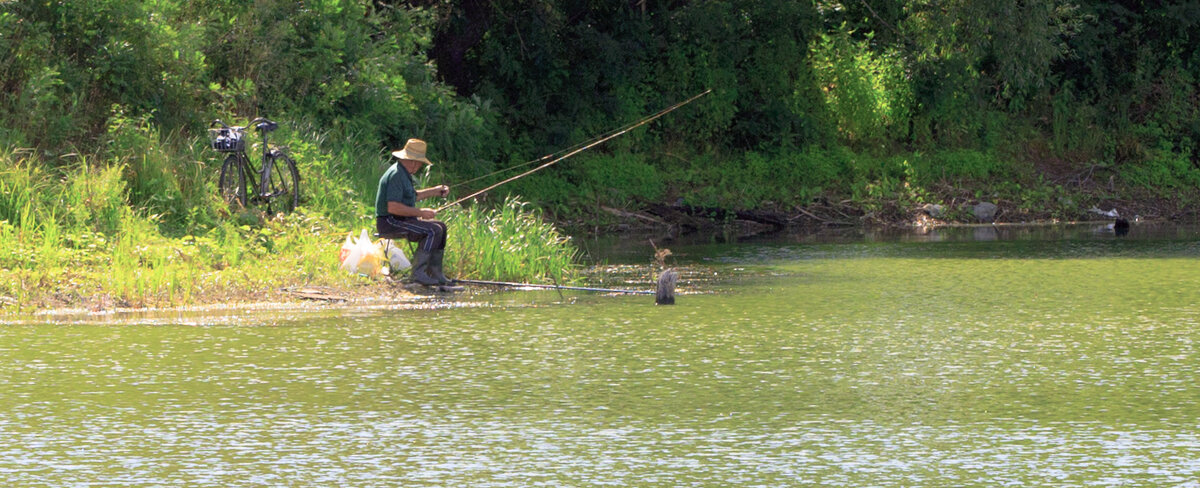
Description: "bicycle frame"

(212, 117), (281, 200)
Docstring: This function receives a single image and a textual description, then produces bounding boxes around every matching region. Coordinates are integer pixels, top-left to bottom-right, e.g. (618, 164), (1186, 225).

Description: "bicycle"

(209, 117), (301, 214)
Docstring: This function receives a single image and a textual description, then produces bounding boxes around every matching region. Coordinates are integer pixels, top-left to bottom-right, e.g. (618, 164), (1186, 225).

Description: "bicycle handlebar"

(210, 118), (276, 132)
(249, 117), (277, 133)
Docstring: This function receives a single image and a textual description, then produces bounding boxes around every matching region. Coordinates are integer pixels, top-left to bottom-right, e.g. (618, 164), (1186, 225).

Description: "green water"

(5, 225), (1200, 486)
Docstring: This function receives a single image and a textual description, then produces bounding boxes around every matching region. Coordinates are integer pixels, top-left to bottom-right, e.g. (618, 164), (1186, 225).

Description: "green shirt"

(375, 163), (416, 217)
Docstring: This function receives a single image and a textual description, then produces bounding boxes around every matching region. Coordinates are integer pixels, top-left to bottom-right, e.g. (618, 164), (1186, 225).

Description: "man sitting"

(375, 138), (452, 286)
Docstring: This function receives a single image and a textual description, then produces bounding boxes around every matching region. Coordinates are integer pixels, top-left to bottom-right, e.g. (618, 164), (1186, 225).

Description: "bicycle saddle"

(255, 121), (279, 132)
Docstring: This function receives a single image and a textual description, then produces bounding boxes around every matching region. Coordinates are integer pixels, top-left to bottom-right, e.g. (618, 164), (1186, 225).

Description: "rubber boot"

(429, 249), (464, 291)
(409, 250), (440, 286)
(429, 249), (451, 285)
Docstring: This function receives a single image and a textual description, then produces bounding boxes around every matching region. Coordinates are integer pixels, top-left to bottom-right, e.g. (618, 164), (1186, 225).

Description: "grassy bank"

(0, 132), (578, 313)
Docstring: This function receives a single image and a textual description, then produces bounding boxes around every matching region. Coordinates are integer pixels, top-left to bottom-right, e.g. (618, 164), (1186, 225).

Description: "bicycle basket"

(208, 128), (246, 153)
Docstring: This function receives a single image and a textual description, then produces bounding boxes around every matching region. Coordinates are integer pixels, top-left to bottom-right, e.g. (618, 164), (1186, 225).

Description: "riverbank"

(7, 214), (1184, 322)
(571, 182), (1193, 241)
(10, 262), (673, 324)
(2, 160), (1188, 318)
(0, 209), (1160, 318)
(1, 282), (467, 325)
(8, 280), (412, 321)
(0, 190), (577, 315)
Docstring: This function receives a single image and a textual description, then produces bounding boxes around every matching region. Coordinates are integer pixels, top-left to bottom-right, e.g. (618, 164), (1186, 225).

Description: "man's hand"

(416, 185), (451, 201)
(419, 208), (437, 219)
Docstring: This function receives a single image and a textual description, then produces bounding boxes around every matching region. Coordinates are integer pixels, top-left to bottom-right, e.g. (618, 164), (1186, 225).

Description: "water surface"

(4, 224), (1200, 486)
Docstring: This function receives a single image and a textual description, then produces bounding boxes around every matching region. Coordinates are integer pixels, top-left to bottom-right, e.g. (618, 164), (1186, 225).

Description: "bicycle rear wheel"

(262, 151), (300, 214)
(218, 153), (248, 208)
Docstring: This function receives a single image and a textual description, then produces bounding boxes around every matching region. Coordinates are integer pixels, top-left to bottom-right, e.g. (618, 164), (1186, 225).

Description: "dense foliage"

(428, 0), (1200, 217)
(4, 0), (1198, 218)
(0, 0), (1198, 308)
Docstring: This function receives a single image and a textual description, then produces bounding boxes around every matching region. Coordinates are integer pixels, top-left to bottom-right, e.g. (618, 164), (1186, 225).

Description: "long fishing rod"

(447, 92), (699, 191)
(448, 129), (602, 190)
(453, 278), (653, 295)
(436, 89), (712, 212)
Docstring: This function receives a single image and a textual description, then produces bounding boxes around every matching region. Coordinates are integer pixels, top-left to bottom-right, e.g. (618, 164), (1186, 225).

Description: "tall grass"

(445, 196), (578, 283)
(0, 152), (49, 237)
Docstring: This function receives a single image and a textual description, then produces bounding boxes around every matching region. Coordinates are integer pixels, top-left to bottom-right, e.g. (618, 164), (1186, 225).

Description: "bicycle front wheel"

(218, 153), (248, 209)
(262, 151), (300, 214)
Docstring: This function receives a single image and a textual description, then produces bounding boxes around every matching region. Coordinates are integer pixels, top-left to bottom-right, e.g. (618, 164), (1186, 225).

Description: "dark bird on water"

(1114, 218), (1130, 236)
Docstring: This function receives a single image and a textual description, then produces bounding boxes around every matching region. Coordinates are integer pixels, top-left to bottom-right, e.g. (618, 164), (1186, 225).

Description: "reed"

(0, 154), (48, 237)
(444, 196), (579, 283)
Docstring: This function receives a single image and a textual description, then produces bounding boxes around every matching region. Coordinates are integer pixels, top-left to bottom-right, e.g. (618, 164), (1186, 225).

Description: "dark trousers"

(376, 216), (447, 252)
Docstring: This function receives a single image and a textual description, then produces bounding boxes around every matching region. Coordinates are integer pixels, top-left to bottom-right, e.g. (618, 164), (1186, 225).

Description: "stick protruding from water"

(656, 269), (678, 305)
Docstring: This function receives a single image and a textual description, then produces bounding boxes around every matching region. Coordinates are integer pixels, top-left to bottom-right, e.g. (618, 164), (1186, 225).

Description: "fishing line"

(436, 89), (712, 212)
(448, 133), (597, 190)
(455, 267), (678, 305)
(452, 278), (653, 295)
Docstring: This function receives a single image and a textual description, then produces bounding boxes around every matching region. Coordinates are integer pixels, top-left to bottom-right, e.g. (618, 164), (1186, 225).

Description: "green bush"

(1119, 140), (1200, 195)
(574, 153), (664, 207)
(811, 27), (912, 148)
(668, 147), (850, 209)
(104, 107), (187, 224)
(918, 150), (1011, 183)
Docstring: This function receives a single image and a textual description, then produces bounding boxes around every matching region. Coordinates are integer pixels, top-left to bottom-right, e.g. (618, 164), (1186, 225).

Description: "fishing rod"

(453, 279), (653, 295)
(446, 91), (699, 191)
(456, 268), (679, 305)
(446, 125), (609, 190)
(436, 89), (712, 212)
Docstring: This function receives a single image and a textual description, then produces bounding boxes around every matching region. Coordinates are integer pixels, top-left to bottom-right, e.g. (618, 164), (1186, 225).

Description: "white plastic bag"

(338, 233), (354, 264)
(339, 232), (363, 273)
(356, 229), (386, 277)
(339, 229), (386, 277)
(380, 239), (411, 273)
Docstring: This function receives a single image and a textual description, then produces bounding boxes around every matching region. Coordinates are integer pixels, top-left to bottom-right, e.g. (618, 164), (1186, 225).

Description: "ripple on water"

(5, 232), (1200, 486)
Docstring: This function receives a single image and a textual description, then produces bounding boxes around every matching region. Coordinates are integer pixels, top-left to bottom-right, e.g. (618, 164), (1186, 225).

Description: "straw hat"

(391, 138), (433, 166)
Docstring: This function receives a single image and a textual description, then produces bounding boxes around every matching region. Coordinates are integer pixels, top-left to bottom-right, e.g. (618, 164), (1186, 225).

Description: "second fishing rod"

(435, 89), (712, 212)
